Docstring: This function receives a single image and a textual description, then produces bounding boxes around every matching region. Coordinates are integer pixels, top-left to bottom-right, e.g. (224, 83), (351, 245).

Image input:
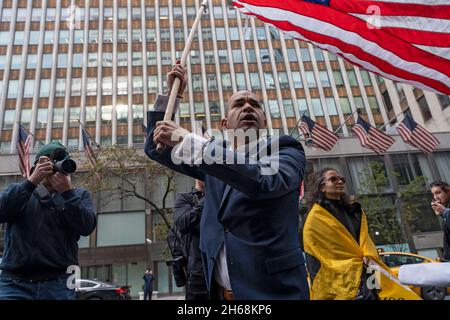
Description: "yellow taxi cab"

(379, 251), (450, 300)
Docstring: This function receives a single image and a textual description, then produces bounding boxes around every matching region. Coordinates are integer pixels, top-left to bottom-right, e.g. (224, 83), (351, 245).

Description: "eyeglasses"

(321, 175), (346, 184)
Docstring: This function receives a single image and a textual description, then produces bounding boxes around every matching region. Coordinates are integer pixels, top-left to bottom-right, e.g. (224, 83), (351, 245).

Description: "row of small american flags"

(297, 113), (440, 155)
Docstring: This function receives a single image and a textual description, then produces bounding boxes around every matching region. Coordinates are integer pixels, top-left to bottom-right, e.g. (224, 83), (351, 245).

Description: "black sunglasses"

(321, 175), (346, 184)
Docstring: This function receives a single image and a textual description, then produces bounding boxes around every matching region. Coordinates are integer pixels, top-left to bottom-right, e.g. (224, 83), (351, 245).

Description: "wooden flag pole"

(156, 0), (209, 153)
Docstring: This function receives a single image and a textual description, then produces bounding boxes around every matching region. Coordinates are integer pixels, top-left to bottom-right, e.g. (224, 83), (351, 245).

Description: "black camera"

(50, 148), (77, 175)
(166, 256), (187, 287)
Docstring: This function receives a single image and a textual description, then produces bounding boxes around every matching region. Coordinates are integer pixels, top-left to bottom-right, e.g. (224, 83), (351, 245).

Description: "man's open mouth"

(240, 114), (257, 122)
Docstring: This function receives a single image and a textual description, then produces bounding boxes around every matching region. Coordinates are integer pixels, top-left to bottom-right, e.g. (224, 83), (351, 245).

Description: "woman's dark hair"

(306, 167), (351, 210)
(430, 180), (449, 192)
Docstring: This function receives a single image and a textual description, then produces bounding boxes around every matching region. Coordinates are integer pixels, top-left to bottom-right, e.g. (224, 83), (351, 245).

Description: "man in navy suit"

(145, 64), (309, 300)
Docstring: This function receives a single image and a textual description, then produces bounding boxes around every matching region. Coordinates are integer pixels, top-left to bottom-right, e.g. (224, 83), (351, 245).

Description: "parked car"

(75, 279), (131, 300)
(379, 251), (450, 300)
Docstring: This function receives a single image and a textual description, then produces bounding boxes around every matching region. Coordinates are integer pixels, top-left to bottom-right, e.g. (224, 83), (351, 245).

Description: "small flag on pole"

(352, 116), (395, 154)
(81, 128), (97, 166)
(17, 124), (31, 178)
(298, 115), (338, 151)
(397, 114), (439, 155)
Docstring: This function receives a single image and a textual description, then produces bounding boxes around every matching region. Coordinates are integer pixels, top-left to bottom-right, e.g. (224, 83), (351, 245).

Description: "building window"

(101, 105), (112, 125)
(347, 70), (358, 86)
(97, 212), (145, 247)
(312, 98), (323, 116)
(333, 71), (344, 86)
(72, 53), (83, 68)
(319, 71), (331, 87)
(89, 30), (98, 43)
(292, 72), (303, 88)
(3, 109), (15, 129)
(46, 8), (56, 21)
(85, 106), (96, 124)
(57, 54), (68, 68)
(104, 7), (113, 20)
(27, 55), (38, 69)
(305, 71), (317, 88)
(56, 78), (66, 97)
(298, 99), (308, 115)
(102, 52), (113, 67)
(70, 108), (80, 128)
(250, 73), (261, 90)
(71, 78), (81, 96)
(236, 73), (246, 91)
(90, 7), (99, 20)
(287, 48), (298, 62)
(232, 49), (243, 64)
(269, 100), (280, 118)
(360, 70), (372, 86)
(74, 30), (84, 43)
(147, 52), (156, 65)
(278, 72), (289, 89)
(36, 108), (48, 128)
(59, 30), (69, 44)
(117, 52), (127, 67)
(146, 7), (155, 20)
(133, 104), (143, 123)
(382, 91), (394, 113)
(102, 77), (113, 96)
(87, 78), (97, 96)
(53, 108), (64, 128)
(283, 99), (295, 118)
(21, 109), (32, 125)
(339, 97), (352, 115)
(437, 94), (450, 110)
(207, 74), (217, 91)
(42, 54), (53, 69)
(117, 77), (128, 95)
(148, 76), (158, 93)
(7, 80), (19, 99)
(326, 98), (338, 116)
(218, 50), (228, 64)
(132, 52), (142, 66)
(222, 73), (232, 91)
(300, 48), (311, 62)
(88, 53), (97, 67)
(368, 96), (379, 111)
(132, 76), (143, 94)
(117, 104), (128, 124)
(44, 30), (54, 44)
(39, 79), (50, 98)
(118, 7), (127, 20)
(14, 31), (25, 45)
(11, 55), (21, 69)
(314, 48), (324, 61)
(23, 80), (35, 98)
(29, 31), (40, 45)
(264, 72), (275, 89)
(417, 95), (432, 121)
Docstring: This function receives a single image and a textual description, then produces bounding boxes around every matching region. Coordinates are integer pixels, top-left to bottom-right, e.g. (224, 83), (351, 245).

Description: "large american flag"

(82, 128), (97, 166)
(17, 124), (31, 178)
(232, 0), (450, 95)
(397, 114), (439, 154)
(352, 116), (395, 154)
(298, 114), (338, 151)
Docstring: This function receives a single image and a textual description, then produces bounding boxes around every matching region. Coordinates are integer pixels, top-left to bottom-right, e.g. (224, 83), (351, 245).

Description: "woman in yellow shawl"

(303, 168), (421, 300)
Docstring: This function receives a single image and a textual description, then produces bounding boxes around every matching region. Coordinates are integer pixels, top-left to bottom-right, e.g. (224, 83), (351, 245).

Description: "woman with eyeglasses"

(302, 168), (421, 300)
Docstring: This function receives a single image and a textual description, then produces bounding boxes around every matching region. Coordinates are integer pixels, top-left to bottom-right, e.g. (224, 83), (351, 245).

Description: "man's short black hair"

(430, 180), (449, 192)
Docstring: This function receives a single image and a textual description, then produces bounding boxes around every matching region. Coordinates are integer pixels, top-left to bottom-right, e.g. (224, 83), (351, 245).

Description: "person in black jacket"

(173, 179), (208, 300)
(0, 142), (96, 300)
(142, 268), (154, 300)
(430, 181), (450, 261)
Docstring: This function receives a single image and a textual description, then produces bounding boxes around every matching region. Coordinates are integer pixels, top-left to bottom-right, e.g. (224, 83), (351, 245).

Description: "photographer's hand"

(49, 172), (73, 193)
(28, 156), (54, 186)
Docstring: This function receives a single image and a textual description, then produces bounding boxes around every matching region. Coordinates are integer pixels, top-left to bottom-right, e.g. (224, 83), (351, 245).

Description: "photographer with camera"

(170, 179), (208, 300)
(0, 141), (96, 300)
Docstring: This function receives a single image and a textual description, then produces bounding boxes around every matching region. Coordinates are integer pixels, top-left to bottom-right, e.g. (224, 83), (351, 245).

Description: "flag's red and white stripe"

(397, 121), (439, 155)
(352, 123), (395, 154)
(233, 0), (450, 95)
(298, 118), (338, 151)
(17, 126), (31, 178)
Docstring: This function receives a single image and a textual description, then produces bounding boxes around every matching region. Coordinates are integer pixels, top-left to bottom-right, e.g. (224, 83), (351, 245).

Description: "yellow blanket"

(303, 203), (421, 300)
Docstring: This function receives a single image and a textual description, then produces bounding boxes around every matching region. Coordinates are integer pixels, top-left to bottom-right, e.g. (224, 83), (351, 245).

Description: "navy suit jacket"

(145, 110), (309, 300)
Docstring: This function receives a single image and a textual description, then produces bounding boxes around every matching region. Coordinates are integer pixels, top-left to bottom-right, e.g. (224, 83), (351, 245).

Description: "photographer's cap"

(34, 141), (69, 165)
